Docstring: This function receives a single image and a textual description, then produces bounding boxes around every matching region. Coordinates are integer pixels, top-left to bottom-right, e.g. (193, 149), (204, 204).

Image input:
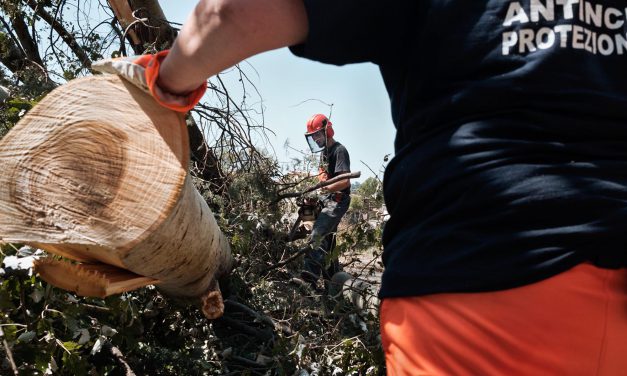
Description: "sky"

(161, 3), (396, 183)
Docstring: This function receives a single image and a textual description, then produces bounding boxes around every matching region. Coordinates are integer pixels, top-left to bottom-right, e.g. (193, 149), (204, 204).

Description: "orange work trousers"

(380, 263), (627, 375)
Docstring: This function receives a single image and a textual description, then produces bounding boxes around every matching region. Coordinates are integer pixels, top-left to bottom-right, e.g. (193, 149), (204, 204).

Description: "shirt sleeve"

(333, 144), (350, 175)
(289, 0), (419, 66)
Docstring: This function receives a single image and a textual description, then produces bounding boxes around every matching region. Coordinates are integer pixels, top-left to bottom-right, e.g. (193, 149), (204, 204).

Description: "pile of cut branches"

(0, 170), (386, 375)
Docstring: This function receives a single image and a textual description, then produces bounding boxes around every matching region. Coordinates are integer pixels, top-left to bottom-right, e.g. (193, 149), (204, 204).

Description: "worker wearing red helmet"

(301, 113), (351, 287)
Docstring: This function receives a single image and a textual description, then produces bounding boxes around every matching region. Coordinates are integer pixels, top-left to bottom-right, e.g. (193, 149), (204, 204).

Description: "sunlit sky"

(162, 3), (396, 183)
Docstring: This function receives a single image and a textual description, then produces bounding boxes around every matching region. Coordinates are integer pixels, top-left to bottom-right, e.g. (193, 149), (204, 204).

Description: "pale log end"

(33, 257), (159, 298)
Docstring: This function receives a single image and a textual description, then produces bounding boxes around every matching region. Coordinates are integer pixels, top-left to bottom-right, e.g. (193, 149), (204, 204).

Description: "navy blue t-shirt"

(291, 0), (627, 298)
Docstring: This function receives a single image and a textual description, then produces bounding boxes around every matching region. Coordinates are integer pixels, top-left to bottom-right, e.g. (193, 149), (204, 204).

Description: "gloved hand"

(92, 50), (206, 113)
(317, 167), (328, 182)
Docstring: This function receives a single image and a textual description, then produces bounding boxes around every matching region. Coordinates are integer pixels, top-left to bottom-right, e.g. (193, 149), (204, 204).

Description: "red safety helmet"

(304, 114), (333, 153)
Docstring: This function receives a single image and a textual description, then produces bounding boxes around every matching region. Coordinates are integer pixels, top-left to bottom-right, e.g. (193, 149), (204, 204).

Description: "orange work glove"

(318, 167), (328, 182)
(92, 50), (206, 113)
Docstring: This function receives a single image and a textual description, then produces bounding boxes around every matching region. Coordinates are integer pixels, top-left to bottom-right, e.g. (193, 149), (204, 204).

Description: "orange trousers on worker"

(380, 263), (627, 375)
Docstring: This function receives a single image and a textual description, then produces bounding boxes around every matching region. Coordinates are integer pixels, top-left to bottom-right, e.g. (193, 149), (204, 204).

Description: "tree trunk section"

(0, 75), (232, 317)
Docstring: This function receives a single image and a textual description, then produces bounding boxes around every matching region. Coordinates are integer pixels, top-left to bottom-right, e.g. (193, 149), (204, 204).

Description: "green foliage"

(0, 32), (12, 58)
(351, 177), (383, 211)
(0, 246), (229, 375)
(356, 177), (383, 201)
(0, 97), (37, 138)
(0, 168), (386, 375)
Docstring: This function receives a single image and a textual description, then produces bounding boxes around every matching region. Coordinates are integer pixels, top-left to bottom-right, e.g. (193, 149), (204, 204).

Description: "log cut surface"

(0, 75), (189, 265)
(1, 75), (232, 317)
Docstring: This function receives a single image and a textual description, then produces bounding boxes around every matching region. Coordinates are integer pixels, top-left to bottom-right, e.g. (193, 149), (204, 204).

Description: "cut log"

(0, 75), (232, 318)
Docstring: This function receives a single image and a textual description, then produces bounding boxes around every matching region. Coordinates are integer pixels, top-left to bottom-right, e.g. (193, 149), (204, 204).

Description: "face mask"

(304, 127), (326, 153)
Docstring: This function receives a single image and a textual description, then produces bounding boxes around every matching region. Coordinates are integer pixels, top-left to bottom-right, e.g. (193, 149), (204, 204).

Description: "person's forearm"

(158, 0), (308, 95)
(323, 179), (351, 193)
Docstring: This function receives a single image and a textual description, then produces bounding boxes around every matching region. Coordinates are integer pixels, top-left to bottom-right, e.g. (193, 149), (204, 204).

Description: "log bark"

(0, 75), (232, 318)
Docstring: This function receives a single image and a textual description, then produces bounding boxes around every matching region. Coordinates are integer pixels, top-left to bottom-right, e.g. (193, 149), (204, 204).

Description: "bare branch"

(261, 246), (309, 274)
(25, 0), (92, 68)
(273, 171), (362, 202)
(0, 30), (27, 73)
(9, 11), (42, 65)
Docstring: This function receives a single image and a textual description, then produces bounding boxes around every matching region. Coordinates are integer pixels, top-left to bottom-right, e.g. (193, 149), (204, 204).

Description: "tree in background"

(351, 176), (384, 214)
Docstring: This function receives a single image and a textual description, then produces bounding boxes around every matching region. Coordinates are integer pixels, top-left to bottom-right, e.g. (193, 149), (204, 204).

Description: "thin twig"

(224, 300), (294, 336)
(360, 160), (384, 185)
(0, 326), (18, 375)
(26, 0), (93, 67)
(107, 343), (136, 376)
(261, 247), (308, 274)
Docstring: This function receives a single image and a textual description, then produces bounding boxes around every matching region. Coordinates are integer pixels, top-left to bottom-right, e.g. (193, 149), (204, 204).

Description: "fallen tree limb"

(224, 300), (294, 336)
(272, 171), (361, 203)
(260, 247), (309, 275)
(225, 300), (274, 328)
